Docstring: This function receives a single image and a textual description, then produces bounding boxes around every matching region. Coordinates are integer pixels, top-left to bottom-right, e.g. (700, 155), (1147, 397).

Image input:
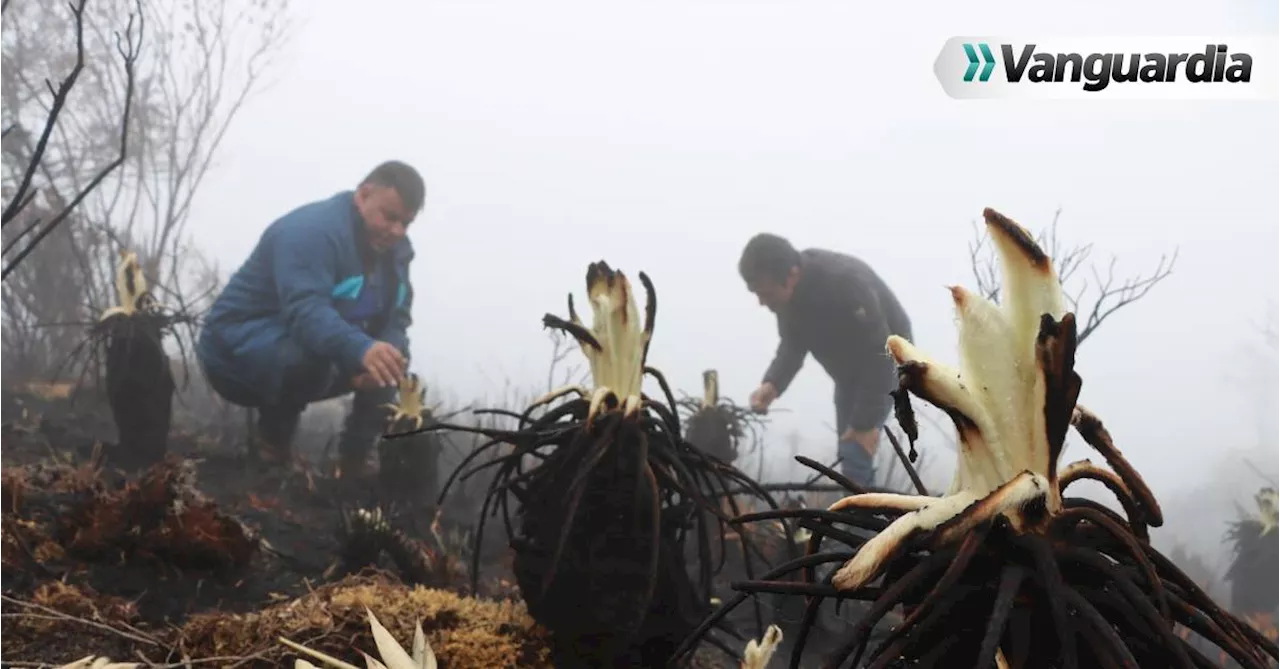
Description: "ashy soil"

(0, 388), (534, 667)
(0, 389), (748, 668)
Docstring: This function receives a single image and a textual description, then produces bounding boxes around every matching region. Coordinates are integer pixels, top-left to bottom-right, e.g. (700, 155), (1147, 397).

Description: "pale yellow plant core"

(99, 250), (150, 321)
(828, 208), (1073, 591)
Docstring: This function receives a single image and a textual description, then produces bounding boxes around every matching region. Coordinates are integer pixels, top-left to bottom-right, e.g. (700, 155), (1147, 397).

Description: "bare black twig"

(2, 0), (144, 281)
(883, 426), (928, 495)
(2, 0), (288, 385)
(544, 330), (585, 393)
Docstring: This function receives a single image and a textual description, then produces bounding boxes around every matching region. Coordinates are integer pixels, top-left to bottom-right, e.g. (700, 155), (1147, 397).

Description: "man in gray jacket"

(740, 233), (913, 487)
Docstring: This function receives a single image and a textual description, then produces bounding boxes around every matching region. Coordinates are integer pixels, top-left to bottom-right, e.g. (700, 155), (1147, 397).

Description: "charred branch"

(2, 0), (143, 281)
(967, 208), (1176, 345)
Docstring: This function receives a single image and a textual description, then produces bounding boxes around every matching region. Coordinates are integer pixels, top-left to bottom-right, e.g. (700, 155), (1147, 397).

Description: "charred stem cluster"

(678, 371), (766, 467)
(397, 263), (790, 667)
(673, 209), (1278, 669)
(91, 310), (176, 465)
(698, 454), (1277, 668)
(81, 251), (189, 468)
(378, 411), (444, 511)
(1226, 489), (1279, 622)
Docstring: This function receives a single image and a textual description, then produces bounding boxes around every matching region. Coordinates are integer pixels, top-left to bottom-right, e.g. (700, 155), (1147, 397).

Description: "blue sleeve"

(271, 217), (374, 375)
(380, 280), (412, 360)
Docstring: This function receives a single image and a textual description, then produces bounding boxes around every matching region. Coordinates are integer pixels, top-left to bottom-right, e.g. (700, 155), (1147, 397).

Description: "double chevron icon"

(963, 43), (997, 82)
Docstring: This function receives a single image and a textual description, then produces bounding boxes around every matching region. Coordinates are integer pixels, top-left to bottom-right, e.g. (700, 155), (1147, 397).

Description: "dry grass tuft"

(177, 573), (552, 668)
(1, 582), (153, 662)
(44, 459), (259, 570)
(22, 381), (77, 401)
(28, 581), (140, 628)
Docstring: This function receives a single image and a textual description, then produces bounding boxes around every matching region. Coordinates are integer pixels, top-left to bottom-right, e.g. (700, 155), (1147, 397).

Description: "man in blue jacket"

(197, 161), (423, 474)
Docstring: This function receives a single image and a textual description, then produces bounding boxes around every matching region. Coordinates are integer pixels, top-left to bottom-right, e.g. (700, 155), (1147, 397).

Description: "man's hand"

(361, 341), (407, 387)
(749, 382), (779, 414)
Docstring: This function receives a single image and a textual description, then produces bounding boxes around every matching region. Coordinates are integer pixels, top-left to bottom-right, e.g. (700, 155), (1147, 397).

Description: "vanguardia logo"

(935, 37), (1276, 100)
(963, 43), (996, 82)
(998, 44), (1251, 91)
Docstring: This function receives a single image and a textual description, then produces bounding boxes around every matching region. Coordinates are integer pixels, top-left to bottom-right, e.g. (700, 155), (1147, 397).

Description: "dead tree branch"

(2, 0), (143, 281)
(968, 207), (1176, 344)
(544, 330), (583, 393)
(2, 0), (288, 385)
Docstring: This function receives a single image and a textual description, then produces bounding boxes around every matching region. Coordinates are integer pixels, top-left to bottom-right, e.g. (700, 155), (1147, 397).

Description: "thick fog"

(185, 1), (1279, 574)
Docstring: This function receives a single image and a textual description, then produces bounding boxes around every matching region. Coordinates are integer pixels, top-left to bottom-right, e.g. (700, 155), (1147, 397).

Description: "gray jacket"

(762, 249), (913, 416)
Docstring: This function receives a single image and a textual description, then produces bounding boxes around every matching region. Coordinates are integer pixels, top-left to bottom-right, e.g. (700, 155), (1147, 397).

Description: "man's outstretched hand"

(361, 340), (407, 387)
(749, 381), (778, 414)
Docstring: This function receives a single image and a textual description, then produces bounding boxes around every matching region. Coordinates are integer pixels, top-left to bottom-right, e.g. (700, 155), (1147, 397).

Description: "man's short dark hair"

(361, 160), (426, 216)
(739, 233), (801, 284)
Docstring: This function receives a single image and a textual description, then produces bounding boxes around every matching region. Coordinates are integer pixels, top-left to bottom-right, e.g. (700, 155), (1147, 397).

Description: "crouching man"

(197, 161), (424, 475)
(739, 233), (913, 488)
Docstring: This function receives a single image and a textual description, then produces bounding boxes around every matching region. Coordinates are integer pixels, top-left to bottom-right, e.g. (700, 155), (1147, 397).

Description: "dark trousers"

(200, 332), (394, 470)
(257, 363), (394, 471)
(834, 383), (894, 488)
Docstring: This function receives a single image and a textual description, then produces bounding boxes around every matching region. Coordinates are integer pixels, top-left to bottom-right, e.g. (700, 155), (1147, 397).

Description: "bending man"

(740, 233), (913, 487)
(197, 160), (424, 475)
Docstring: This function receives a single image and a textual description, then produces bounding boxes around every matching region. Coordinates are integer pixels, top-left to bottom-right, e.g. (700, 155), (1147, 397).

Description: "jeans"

(837, 438), (876, 488)
(201, 332), (395, 469)
(258, 371), (395, 471)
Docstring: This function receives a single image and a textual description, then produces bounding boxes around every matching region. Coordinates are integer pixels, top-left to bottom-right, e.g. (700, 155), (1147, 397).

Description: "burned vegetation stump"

(675, 208), (1280, 669)
(378, 374), (443, 511)
(1226, 487), (1279, 623)
(680, 369), (780, 586)
(90, 251), (177, 467)
(683, 370), (745, 465)
(410, 262), (785, 668)
(330, 506), (461, 588)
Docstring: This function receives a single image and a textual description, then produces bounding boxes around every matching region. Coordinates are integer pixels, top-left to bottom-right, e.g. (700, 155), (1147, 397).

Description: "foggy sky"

(187, 0), (1279, 560)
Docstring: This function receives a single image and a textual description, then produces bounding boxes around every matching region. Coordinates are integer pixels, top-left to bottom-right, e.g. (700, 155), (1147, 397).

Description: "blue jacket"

(198, 191), (413, 407)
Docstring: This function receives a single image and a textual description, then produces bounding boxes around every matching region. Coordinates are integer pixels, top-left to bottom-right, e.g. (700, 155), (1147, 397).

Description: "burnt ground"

(13, 388), (1263, 668)
(0, 390), (778, 668)
(0, 388), (544, 667)
(9, 398), (324, 608)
